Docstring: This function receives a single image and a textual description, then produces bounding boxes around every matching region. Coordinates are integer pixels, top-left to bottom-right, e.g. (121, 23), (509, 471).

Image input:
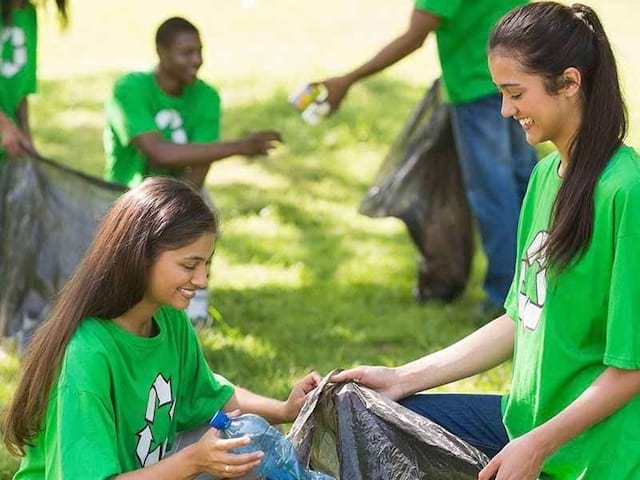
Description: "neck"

(155, 65), (184, 96)
(554, 108), (583, 178)
(114, 300), (159, 337)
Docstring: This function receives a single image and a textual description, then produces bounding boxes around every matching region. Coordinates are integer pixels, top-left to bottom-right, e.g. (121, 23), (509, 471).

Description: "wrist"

(178, 444), (204, 477)
(528, 425), (562, 458)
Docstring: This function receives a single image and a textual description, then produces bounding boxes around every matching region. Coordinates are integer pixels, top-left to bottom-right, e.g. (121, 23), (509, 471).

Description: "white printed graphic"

(136, 374), (175, 467)
(155, 109), (188, 144)
(518, 231), (549, 331)
(1, 27), (27, 78)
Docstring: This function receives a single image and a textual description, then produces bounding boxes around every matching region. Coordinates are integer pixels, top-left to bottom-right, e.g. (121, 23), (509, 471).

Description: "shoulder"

(190, 79), (220, 104)
(58, 318), (114, 392)
(113, 71), (153, 96)
(599, 145), (640, 196)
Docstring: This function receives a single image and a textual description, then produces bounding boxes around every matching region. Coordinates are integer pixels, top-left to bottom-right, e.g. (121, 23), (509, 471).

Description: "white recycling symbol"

(1, 26), (27, 78)
(136, 374), (176, 467)
(518, 230), (549, 332)
(155, 109), (188, 144)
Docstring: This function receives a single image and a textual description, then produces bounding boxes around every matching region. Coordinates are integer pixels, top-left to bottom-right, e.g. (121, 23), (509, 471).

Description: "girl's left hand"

(282, 371), (322, 422)
(478, 433), (549, 480)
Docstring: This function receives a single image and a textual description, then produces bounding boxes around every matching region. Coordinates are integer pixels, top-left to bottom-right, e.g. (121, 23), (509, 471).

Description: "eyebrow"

(497, 82), (522, 88)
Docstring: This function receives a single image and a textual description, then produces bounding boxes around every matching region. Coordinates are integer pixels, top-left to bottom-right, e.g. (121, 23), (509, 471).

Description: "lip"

(178, 288), (196, 301)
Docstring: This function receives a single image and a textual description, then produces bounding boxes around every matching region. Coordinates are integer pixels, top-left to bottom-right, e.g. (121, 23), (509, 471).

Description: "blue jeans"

(400, 393), (509, 458)
(451, 95), (536, 306)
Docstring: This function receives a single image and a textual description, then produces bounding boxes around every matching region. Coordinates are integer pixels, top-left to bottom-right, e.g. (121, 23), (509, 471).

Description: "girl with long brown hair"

(3, 177), (320, 479)
(333, 3), (640, 479)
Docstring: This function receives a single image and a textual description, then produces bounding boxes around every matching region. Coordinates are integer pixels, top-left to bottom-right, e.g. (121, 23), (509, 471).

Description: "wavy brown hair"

(490, 2), (627, 269)
(2, 177), (218, 455)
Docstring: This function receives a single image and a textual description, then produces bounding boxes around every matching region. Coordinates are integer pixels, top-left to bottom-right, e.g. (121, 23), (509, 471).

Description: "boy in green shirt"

(104, 17), (281, 189)
(104, 17), (282, 324)
(315, 0), (536, 313)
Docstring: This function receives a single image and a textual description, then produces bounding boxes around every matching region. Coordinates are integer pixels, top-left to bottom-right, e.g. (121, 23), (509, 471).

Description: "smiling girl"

(332, 3), (640, 478)
(3, 177), (320, 479)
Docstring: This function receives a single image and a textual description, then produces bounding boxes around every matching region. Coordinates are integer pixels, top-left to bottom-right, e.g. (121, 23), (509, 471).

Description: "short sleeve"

(175, 315), (234, 432)
(106, 76), (159, 146)
(604, 187), (640, 369)
(190, 84), (221, 143)
(414, 0), (461, 19)
(45, 387), (121, 479)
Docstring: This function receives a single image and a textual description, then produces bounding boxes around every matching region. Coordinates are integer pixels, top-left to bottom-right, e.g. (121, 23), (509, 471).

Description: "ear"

(560, 67), (582, 98)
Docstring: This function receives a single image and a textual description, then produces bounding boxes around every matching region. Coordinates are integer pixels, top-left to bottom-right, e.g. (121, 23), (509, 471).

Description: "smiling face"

(157, 31), (203, 86)
(489, 50), (583, 149)
(144, 232), (215, 311)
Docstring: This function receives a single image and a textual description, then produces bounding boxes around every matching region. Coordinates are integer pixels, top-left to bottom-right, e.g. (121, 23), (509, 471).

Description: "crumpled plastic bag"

(0, 156), (125, 347)
(288, 373), (488, 479)
(359, 80), (473, 303)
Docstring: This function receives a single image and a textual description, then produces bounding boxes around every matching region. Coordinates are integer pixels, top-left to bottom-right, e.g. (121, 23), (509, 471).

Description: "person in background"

(314, 0), (537, 316)
(0, 0), (67, 161)
(104, 17), (282, 324)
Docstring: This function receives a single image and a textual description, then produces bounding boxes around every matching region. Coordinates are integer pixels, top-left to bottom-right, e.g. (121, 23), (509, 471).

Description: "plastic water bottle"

(210, 411), (334, 480)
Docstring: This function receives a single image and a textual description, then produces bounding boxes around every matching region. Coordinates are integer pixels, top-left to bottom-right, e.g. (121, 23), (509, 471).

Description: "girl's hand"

(330, 366), (406, 401)
(190, 426), (263, 478)
(478, 432), (549, 480)
(281, 371), (322, 422)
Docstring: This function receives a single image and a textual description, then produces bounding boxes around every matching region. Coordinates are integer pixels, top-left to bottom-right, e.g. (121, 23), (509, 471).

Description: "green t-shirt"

(104, 71), (221, 188)
(503, 146), (640, 478)
(14, 306), (234, 479)
(414, 0), (526, 104)
(0, 4), (37, 161)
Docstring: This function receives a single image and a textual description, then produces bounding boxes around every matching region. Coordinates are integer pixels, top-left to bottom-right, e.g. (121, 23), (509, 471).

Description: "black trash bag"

(360, 80), (473, 303)
(288, 374), (488, 479)
(0, 156), (125, 348)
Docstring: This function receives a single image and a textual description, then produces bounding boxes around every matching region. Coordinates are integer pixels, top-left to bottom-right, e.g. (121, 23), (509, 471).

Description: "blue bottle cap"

(210, 410), (232, 430)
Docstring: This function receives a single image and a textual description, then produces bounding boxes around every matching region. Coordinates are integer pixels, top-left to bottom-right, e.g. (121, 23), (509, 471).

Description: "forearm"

(225, 388), (288, 425)
(397, 315), (515, 396)
(184, 165), (210, 189)
(528, 367), (640, 457)
(115, 445), (199, 480)
(16, 98), (31, 139)
(146, 140), (247, 169)
(345, 33), (425, 84)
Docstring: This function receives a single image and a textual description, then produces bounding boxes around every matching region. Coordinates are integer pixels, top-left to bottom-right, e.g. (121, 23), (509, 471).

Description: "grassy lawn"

(1, 0), (638, 476)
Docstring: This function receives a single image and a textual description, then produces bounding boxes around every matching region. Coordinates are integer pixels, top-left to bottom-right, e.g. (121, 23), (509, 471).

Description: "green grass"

(1, 0), (639, 476)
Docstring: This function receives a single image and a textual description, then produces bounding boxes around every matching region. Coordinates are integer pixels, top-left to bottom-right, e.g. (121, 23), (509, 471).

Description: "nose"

(192, 264), (209, 289)
(500, 95), (517, 118)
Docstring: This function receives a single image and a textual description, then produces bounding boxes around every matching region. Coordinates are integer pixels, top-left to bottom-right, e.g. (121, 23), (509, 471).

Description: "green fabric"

(14, 306), (234, 479)
(503, 146), (640, 478)
(0, 4), (37, 162)
(104, 71), (221, 187)
(414, 0), (526, 104)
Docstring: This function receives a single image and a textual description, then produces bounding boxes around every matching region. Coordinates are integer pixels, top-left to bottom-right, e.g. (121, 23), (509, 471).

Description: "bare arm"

(332, 314), (515, 400)
(132, 130), (282, 170)
(16, 97), (32, 141)
(319, 9), (440, 111)
(480, 367), (640, 479)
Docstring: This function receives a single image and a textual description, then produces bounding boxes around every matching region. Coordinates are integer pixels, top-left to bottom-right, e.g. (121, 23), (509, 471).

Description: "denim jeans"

(450, 94), (537, 306)
(400, 393), (509, 458)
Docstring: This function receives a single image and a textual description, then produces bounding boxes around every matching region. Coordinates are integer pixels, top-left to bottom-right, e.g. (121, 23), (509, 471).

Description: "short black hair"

(155, 17), (199, 48)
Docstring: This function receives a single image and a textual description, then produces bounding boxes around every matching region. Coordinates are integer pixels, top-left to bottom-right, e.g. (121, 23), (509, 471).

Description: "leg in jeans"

(399, 393), (509, 458)
(450, 95), (537, 306)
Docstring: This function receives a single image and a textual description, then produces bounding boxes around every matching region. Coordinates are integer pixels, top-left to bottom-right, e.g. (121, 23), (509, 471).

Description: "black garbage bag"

(288, 374), (488, 479)
(0, 156), (125, 348)
(360, 80), (473, 303)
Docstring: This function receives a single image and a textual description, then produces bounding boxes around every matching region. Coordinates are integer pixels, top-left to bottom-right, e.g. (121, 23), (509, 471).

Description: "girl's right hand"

(191, 427), (263, 478)
(330, 366), (406, 401)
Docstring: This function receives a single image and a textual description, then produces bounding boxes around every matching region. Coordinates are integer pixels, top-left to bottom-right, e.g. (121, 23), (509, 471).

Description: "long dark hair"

(2, 0), (69, 25)
(2, 177), (218, 455)
(490, 2), (627, 269)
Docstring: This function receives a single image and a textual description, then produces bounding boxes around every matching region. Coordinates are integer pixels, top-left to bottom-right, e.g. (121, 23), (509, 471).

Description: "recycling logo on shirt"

(0, 26), (27, 78)
(517, 230), (549, 331)
(155, 109), (188, 144)
(135, 373), (176, 467)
